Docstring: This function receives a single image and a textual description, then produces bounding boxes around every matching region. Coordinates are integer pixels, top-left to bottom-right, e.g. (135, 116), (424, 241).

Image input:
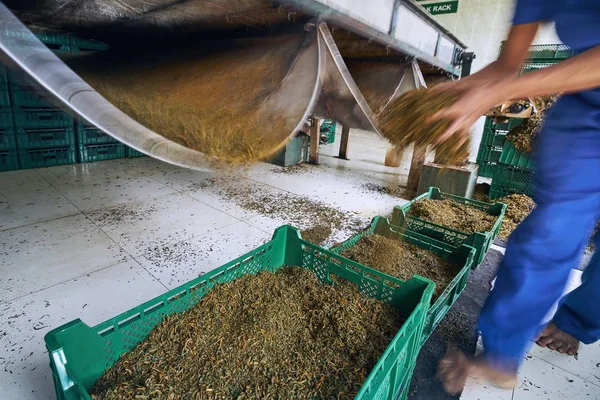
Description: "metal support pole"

(406, 143), (427, 197)
(309, 118), (320, 164)
(460, 52), (476, 78)
(338, 125), (350, 160)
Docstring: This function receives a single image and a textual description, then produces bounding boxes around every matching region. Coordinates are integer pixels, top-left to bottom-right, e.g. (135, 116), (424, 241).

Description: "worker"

(434, 0), (600, 394)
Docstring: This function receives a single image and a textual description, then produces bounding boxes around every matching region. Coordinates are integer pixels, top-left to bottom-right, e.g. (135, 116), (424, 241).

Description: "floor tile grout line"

(36, 168), (172, 292)
(0, 211), (83, 233)
(129, 257), (170, 292)
(31, 161), (251, 288)
(1, 258), (135, 306)
(120, 164), (256, 220)
(0, 168), (84, 232)
(527, 351), (600, 389)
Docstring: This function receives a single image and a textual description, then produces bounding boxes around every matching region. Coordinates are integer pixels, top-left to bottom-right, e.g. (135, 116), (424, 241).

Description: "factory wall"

(430, 0), (562, 162)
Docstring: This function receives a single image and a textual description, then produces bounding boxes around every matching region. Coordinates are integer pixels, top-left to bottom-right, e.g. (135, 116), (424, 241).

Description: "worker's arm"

(435, 44), (600, 142)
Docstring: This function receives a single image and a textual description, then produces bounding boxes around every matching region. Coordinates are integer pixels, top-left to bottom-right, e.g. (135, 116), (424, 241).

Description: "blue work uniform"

(478, 0), (600, 372)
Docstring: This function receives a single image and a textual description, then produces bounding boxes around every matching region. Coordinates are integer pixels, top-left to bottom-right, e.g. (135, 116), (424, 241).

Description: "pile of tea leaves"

(506, 114), (543, 154)
(301, 225), (333, 246)
(408, 198), (496, 234)
(507, 94), (560, 154)
(377, 88), (469, 166)
(495, 194), (536, 239)
(90, 267), (403, 400)
(340, 234), (460, 298)
(68, 34), (307, 164)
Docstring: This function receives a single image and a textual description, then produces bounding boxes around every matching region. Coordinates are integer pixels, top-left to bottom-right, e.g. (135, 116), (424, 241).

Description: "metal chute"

(0, 1), (446, 170)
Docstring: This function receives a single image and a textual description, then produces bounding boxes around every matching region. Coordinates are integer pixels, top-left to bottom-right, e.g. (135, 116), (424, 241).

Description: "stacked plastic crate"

(76, 122), (127, 163)
(476, 44), (574, 197)
(0, 66), (18, 171)
(9, 69), (78, 169)
(0, 30), (145, 172)
(476, 117), (523, 178)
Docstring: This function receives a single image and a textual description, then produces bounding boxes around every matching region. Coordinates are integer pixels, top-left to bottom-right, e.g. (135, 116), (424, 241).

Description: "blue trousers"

(478, 95), (600, 372)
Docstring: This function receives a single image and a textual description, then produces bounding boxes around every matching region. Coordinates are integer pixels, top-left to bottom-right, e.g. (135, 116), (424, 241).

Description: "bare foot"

(437, 349), (518, 395)
(536, 322), (580, 356)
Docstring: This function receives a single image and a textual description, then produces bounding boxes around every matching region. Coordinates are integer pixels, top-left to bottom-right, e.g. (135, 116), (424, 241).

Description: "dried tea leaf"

(377, 88), (470, 166)
(341, 234), (460, 299)
(495, 194), (536, 240)
(408, 198), (497, 235)
(90, 267), (404, 400)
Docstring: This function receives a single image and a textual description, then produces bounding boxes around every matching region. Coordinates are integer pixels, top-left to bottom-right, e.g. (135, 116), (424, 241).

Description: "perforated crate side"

(0, 126), (16, 151)
(491, 165), (535, 198)
(79, 143), (126, 163)
(18, 146), (76, 169)
(16, 126), (75, 149)
(499, 141), (534, 169)
(330, 216), (475, 345)
(125, 146), (146, 158)
(391, 187), (506, 267)
(13, 108), (73, 128)
(0, 149), (19, 171)
(76, 125), (118, 146)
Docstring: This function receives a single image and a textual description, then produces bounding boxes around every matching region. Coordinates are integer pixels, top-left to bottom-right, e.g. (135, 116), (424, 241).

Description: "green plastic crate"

(0, 127), (15, 151)
(19, 146), (76, 169)
(0, 83), (10, 106)
(320, 120), (337, 144)
(0, 149), (19, 171)
(499, 141), (534, 169)
(476, 144), (502, 178)
(79, 143), (126, 163)
(391, 187), (506, 267)
(480, 127), (507, 147)
(522, 62), (557, 73)
(16, 126), (75, 149)
(483, 117), (524, 132)
(0, 65), (8, 84)
(331, 217), (475, 344)
(0, 110), (13, 128)
(1, 29), (109, 53)
(76, 125), (118, 146)
(490, 165), (535, 199)
(13, 108), (73, 128)
(125, 146), (146, 158)
(9, 84), (56, 108)
(526, 44), (574, 62)
(44, 225), (433, 400)
(269, 134), (308, 166)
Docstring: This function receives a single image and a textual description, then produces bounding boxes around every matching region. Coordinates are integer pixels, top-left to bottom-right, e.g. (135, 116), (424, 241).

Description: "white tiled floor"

(1, 130), (599, 399)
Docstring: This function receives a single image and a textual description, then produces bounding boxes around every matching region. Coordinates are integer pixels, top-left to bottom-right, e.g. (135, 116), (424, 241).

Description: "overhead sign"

(419, 0), (459, 15)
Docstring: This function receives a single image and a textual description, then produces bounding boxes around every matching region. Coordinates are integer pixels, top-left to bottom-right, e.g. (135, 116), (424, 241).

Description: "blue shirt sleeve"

(512, 0), (553, 24)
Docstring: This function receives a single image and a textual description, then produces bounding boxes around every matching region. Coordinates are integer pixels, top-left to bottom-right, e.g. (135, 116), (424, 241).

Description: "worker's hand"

(431, 79), (514, 144)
